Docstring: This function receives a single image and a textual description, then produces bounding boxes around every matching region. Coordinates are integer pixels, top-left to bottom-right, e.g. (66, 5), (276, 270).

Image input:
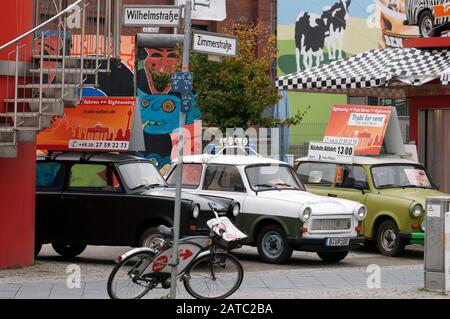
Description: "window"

(297, 162), (336, 186)
(118, 163), (165, 190)
(203, 165), (246, 192)
(371, 165), (433, 189)
(69, 164), (121, 192)
(246, 165), (303, 191)
(36, 162), (64, 189)
(166, 164), (203, 189)
(336, 165), (368, 189)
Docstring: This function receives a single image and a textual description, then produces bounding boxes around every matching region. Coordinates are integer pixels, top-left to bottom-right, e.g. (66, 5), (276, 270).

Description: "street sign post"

(123, 5), (182, 27)
(191, 30), (238, 57)
(169, 1), (192, 300)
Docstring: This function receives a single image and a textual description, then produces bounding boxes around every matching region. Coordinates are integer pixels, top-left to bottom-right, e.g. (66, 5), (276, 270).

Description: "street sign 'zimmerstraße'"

(123, 5), (181, 27)
(191, 30), (238, 57)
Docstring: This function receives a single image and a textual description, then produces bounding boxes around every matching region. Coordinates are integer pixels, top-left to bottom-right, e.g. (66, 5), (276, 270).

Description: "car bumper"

(287, 236), (365, 253)
(399, 232), (424, 246)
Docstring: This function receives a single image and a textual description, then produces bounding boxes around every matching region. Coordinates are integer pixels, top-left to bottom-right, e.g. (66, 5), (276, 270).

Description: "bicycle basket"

(207, 217), (247, 249)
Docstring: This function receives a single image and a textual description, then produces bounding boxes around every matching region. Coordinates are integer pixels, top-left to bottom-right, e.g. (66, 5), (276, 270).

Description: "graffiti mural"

(136, 47), (202, 173)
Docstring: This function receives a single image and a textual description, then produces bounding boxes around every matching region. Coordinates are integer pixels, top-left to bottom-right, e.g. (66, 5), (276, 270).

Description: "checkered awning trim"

(276, 48), (450, 91)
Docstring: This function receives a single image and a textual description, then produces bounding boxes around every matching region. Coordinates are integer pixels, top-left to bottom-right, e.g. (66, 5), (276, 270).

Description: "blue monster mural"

(136, 47), (202, 173)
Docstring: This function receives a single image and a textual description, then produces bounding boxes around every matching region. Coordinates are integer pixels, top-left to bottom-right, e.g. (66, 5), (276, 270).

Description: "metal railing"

(0, 0), (116, 148)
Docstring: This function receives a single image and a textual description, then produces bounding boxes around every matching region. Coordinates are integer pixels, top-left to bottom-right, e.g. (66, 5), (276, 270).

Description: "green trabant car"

(295, 156), (446, 256)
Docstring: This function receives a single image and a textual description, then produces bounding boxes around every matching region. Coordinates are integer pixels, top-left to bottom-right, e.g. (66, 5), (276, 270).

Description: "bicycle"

(107, 202), (247, 299)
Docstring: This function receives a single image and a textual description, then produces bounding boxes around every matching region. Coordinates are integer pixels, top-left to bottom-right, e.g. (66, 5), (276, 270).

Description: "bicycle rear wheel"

(107, 251), (156, 299)
(183, 252), (243, 299)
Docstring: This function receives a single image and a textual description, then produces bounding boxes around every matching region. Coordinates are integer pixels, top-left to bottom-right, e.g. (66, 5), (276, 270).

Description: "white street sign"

(191, 30), (238, 57)
(176, 0), (227, 21)
(308, 141), (355, 164)
(123, 5), (181, 27)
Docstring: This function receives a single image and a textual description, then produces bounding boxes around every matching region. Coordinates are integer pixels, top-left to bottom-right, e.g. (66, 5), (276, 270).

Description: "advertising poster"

(323, 105), (392, 155)
(37, 97), (137, 152)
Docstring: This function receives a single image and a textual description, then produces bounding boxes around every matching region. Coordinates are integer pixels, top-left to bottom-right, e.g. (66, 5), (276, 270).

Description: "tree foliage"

(186, 20), (284, 130)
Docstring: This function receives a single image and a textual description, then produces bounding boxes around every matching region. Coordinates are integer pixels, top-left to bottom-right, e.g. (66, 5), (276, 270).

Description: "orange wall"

(0, 0), (35, 269)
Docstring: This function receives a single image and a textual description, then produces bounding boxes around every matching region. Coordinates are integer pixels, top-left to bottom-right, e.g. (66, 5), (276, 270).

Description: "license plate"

(325, 237), (350, 247)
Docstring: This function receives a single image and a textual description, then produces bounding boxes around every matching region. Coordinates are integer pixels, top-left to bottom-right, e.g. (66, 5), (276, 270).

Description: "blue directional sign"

(171, 72), (193, 94)
(181, 92), (193, 112)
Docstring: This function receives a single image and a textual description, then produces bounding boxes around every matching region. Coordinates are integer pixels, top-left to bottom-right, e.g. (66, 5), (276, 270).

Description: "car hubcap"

(262, 231), (284, 258)
(381, 228), (397, 251)
(421, 18), (433, 37)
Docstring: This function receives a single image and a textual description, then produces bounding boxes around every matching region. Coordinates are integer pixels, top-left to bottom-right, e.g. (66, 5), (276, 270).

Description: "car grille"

(310, 218), (352, 231)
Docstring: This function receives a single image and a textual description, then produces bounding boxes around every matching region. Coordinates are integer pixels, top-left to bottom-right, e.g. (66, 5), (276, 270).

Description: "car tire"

(419, 11), (438, 38)
(257, 224), (293, 264)
(52, 243), (87, 258)
(376, 220), (405, 257)
(317, 251), (349, 263)
(138, 227), (165, 249)
(35, 241), (42, 258)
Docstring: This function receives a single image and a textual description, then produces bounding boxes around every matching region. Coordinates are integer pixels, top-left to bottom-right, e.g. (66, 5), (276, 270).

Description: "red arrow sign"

(180, 249), (193, 260)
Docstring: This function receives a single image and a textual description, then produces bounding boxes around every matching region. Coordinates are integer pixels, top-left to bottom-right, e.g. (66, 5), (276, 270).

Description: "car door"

(62, 162), (124, 244)
(296, 161), (337, 197)
(331, 164), (369, 205)
(36, 161), (67, 243)
(200, 165), (248, 229)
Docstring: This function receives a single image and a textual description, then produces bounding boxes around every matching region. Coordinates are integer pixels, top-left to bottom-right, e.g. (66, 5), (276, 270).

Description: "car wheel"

(138, 227), (165, 249)
(52, 243), (87, 258)
(257, 224), (293, 264)
(317, 251), (349, 263)
(419, 11), (437, 38)
(376, 220), (405, 257)
(34, 241), (42, 258)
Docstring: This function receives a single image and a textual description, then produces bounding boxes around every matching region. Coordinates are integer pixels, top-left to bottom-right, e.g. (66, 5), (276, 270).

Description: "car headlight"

(299, 207), (312, 222)
(232, 203), (240, 217)
(192, 204), (200, 218)
(410, 204), (423, 218)
(354, 205), (367, 221)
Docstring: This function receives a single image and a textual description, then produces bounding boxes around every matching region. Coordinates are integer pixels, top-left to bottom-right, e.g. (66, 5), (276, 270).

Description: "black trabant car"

(35, 152), (238, 258)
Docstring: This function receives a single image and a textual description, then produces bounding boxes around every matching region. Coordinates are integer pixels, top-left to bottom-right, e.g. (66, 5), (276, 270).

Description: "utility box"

(424, 196), (450, 292)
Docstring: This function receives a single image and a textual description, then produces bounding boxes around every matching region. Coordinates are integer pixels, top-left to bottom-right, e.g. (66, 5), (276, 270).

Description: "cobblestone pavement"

(0, 245), (448, 299)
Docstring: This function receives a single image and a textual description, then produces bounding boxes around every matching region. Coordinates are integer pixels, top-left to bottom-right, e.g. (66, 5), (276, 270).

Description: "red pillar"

(0, 0), (35, 269)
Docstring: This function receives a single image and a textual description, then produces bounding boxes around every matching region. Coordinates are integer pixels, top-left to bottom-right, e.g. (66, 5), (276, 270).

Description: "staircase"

(0, 0), (116, 158)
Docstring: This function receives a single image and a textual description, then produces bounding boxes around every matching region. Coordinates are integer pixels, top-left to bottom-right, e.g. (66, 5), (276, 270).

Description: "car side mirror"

(234, 185), (246, 192)
(353, 181), (369, 192)
(434, 183), (441, 190)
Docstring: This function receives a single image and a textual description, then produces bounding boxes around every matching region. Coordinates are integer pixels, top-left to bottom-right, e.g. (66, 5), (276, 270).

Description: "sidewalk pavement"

(0, 265), (433, 299)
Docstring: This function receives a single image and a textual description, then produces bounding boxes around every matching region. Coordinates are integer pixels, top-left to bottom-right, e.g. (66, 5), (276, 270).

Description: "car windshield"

(118, 162), (167, 190)
(245, 165), (304, 191)
(371, 164), (434, 189)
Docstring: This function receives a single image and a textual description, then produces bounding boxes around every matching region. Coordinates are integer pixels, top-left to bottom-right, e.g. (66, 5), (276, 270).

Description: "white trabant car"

(165, 154), (367, 264)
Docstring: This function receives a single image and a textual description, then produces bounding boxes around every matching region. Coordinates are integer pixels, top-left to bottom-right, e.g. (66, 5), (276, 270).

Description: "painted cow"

(295, 0), (351, 71)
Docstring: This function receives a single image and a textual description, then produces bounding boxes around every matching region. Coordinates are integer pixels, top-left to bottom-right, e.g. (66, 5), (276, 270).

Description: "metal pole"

(114, 0), (122, 59)
(95, 0), (100, 87)
(169, 0), (192, 300)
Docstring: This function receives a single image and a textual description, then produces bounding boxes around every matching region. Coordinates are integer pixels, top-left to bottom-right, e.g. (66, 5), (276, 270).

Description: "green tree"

(186, 20), (308, 130)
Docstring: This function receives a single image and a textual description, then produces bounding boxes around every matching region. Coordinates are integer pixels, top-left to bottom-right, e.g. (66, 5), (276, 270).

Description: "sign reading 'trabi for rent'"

(191, 30), (238, 57)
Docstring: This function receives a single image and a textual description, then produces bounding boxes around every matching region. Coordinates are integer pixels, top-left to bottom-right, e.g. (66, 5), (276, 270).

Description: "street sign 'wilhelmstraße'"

(123, 5), (181, 27)
(191, 30), (238, 57)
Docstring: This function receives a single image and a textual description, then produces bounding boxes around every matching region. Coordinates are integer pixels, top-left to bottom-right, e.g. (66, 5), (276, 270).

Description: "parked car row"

(35, 150), (440, 264)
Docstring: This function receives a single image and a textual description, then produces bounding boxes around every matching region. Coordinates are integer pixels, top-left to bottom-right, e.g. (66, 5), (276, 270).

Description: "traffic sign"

(191, 30), (238, 57)
(123, 5), (181, 27)
(171, 72), (193, 93)
(181, 93), (193, 112)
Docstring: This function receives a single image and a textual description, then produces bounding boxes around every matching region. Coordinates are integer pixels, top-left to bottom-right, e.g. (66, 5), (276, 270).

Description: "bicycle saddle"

(158, 225), (173, 238)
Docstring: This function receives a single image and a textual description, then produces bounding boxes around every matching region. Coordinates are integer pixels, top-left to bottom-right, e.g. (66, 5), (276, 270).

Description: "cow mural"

(295, 0), (351, 71)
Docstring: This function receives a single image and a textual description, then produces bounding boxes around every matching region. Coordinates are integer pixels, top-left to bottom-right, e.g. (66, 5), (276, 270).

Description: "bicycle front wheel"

(183, 252), (244, 299)
(107, 251), (156, 299)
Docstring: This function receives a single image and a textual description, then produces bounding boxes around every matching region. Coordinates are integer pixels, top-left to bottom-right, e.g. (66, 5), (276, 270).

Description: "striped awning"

(276, 48), (450, 91)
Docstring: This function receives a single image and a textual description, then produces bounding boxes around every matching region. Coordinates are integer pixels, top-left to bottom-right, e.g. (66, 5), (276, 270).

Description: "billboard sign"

(323, 105), (392, 155)
(37, 97), (141, 152)
(176, 0), (227, 21)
